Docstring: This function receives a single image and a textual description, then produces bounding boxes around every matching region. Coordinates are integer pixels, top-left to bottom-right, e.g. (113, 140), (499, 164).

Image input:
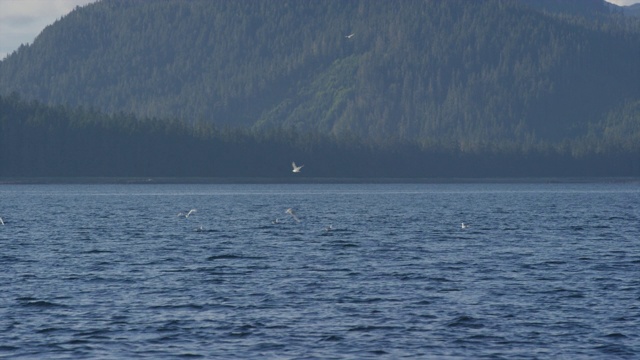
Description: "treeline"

(0, 0), (639, 148)
(1, 94), (638, 179)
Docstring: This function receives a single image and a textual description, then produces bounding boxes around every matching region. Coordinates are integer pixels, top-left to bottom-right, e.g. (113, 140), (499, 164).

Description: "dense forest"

(1, 93), (638, 178)
(0, 0), (639, 178)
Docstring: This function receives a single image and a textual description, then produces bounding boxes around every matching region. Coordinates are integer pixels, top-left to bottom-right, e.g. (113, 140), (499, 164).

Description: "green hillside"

(0, 0), (639, 165)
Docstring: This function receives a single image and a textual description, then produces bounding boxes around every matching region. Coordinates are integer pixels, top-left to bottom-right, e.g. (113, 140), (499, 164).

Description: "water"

(1, 182), (639, 359)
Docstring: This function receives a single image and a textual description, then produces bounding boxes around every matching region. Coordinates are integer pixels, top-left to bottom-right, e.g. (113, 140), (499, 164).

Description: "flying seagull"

(0, 217), (4, 226)
(178, 209), (197, 218)
(345, 33), (355, 39)
(292, 162), (304, 173)
(286, 208), (301, 223)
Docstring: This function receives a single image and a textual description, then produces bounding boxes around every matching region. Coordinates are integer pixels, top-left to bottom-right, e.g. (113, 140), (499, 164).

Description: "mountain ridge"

(0, 0), (639, 150)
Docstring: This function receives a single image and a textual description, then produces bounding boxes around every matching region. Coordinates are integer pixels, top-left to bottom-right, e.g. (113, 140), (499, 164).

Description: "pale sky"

(0, 0), (98, 59)
(0, 0), (639, 60)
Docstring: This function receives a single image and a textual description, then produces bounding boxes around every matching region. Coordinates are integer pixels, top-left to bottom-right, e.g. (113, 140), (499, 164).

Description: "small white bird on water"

(292, 162), (304, 173)
(461, 222), (469, 229)
(178, 209), (197, 218)
(286, 208), (301, 223)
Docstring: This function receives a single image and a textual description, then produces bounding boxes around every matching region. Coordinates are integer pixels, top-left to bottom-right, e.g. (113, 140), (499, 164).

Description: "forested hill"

(0, 0), (639, 151)
(2, 93), (638, 178)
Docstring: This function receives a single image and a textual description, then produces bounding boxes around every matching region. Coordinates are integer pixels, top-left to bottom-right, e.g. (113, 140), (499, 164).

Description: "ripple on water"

(0, 183), (639, 358)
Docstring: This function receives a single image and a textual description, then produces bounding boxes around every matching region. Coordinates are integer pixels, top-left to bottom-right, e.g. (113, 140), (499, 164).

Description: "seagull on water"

(286, 208), (301, 223)
(345, 33), (355, 39)
(178, 209), (197, 218)
(292, 162), (304, 173)
(461, 222), (469, 229)
(0, 217), (4, 226)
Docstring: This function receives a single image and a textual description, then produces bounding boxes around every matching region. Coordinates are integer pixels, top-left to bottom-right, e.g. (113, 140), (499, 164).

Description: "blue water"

(1, 182), (639, 359)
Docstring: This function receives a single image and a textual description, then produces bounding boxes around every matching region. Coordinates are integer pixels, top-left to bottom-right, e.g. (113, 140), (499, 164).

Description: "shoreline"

(1, 177), (639, 185)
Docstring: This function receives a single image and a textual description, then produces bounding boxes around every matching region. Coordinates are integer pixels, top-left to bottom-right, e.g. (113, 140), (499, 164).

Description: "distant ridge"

(625, 3), (640, 16)
(521, 0), (619, 17)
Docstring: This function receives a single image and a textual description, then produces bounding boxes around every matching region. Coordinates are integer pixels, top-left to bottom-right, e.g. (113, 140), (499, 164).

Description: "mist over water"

(1, 182), (639, 358)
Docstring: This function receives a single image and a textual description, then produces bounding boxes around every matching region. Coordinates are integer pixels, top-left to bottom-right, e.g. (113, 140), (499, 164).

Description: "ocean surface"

(0, 182), (639, 359)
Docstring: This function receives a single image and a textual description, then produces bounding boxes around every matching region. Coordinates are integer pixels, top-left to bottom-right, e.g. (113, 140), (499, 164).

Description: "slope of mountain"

(0, 0), (639, 150)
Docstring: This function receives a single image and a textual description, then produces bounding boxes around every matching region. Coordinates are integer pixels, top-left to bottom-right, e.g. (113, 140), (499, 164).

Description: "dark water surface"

(1, 183), (639, 358)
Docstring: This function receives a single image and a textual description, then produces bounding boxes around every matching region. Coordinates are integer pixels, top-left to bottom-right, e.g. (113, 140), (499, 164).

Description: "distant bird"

(292, 162), (304, 173)
(345, 33), (355, 39)
(461, 222), (469, 229)
(178, 209), (197, 218)
(272, 218), (281, 224)
(0, 217), (4, 226)
(286, 208), (301, 223)
(324, 225), (334, 232)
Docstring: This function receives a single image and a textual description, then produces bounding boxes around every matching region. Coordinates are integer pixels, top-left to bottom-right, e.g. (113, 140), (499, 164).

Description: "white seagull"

(345, 33), (355, 39)
(286, 208), (301, 223)
(0, 217), (4, 226)
(292, 162), (304, 173)
(461, 222), (469, 229)
(178, 209), (197, 218)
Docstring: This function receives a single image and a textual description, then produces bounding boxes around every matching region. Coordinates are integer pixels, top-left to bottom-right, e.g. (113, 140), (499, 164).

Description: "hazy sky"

(1, 0), (639, 60)
(0, 0), (98, 59)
